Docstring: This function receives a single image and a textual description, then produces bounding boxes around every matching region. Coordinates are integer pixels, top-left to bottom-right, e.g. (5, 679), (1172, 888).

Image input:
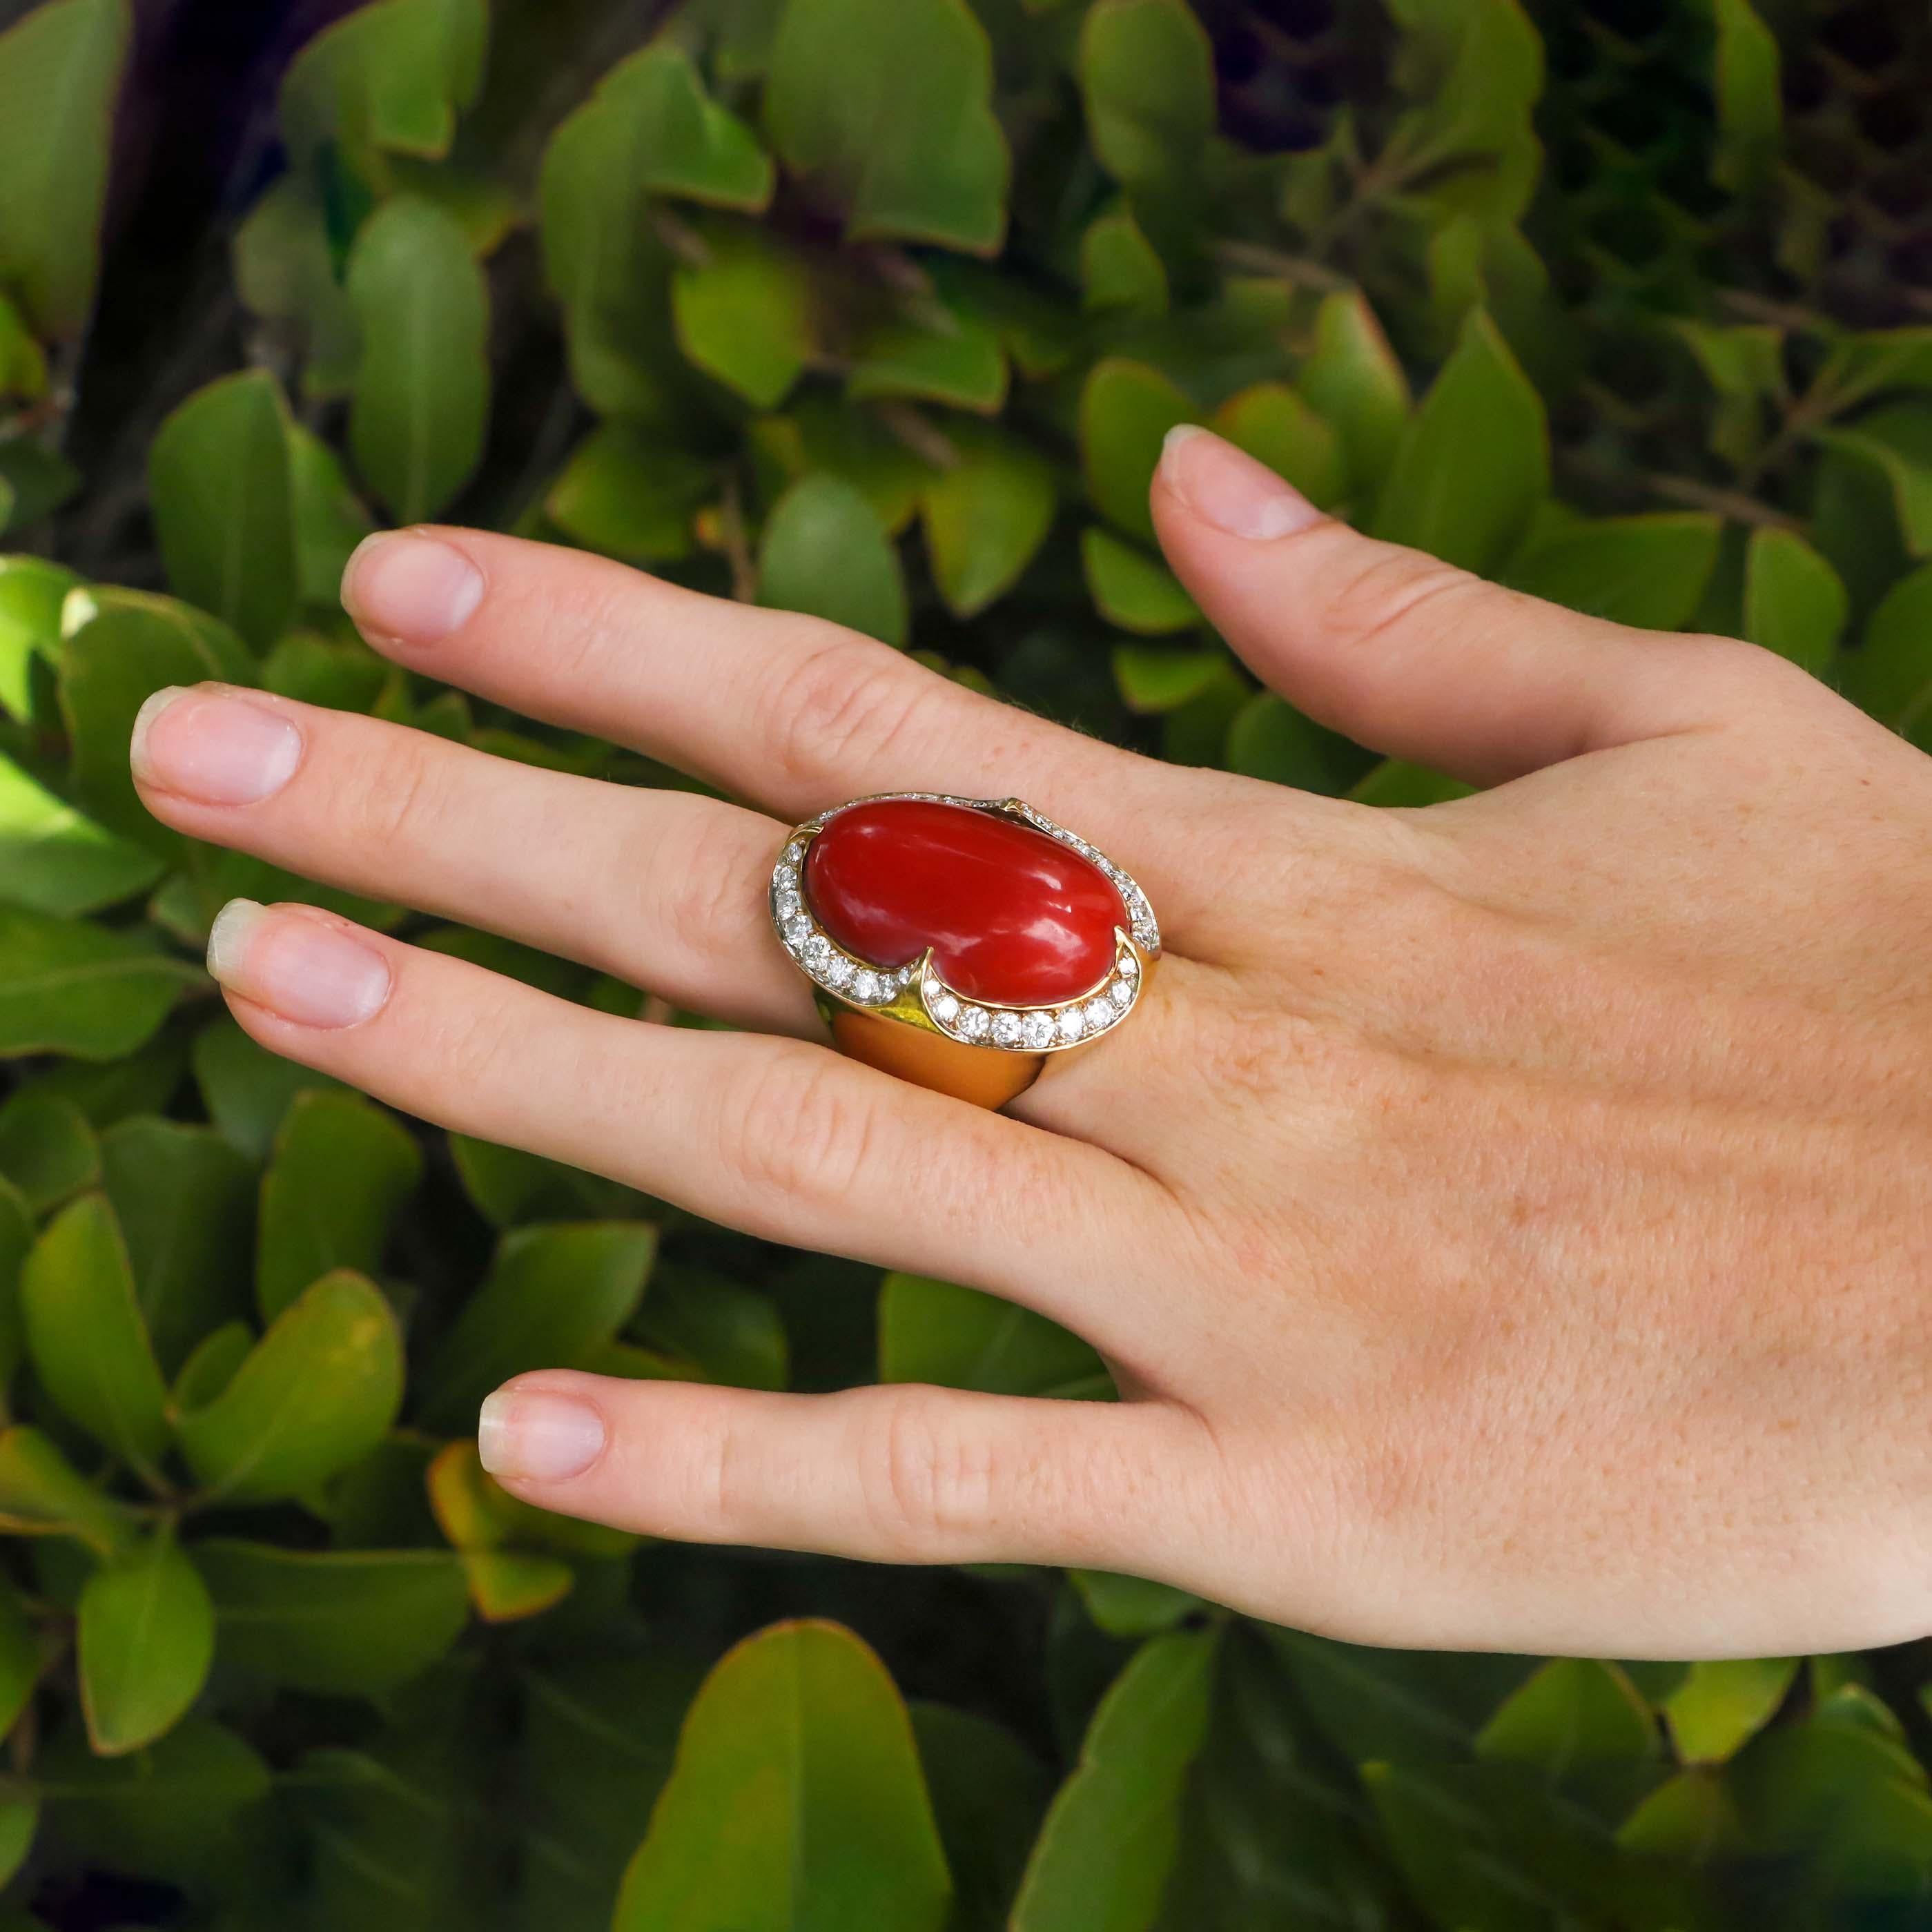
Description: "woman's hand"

(130, 427), (1932, 1659)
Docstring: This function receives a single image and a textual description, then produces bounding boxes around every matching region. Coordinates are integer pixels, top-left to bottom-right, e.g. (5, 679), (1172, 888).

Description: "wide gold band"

(771, 793), (1160, 1111)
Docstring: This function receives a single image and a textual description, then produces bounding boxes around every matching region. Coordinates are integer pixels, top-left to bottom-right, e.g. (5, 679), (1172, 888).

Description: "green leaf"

(20, 1193), (170, 1474)
(1080, 358), (1193, 544)
(347, 195), (489, 523)
(1011, 1630), (1218, 1930)
(256, 1089), (421, 1322)
(1113, 643), (1225, 714)
(0, 555), (75, 721)
(1082, 528), (1199, 635)
(1744, 526), (1848, 674)
(921, 424), (1055, 617)
(418, 1221), (657, 1431)
(1818, 401), (1932, 557)
(1505, 514), (1722, 630)
(1079, 0), (1215, 194)
(0, 1425), (128, 1554)
(0, 293), (46, 400)
(0, 1090), (97, 1211)
(1616, 1768), (1745, 1859)
(1081, 208), (1168, 316)
(147, 371), (299, 650)
(177, 1269), (404, 1503)
(1351, 757), (1475, 806)
(1065, 1570), (1202, 1640)
(615, 1619), (952, 1932)
(1374, 308), (1548, 573)
(0, 907), (193, 1060)
(546, 427), (712, 565)
(100, 1118), (255, 1376)
(1711, 0), (1780, 192)
(847, 311), (1007, 413)
(59, 597), (251, 852)
(289, 422), (375, 606)
(77, 1528), (215, 1755)
(0, 1172), (28, 1390)
(1226, 692), (1369, 796)
(911, 1704), (1050, 1932)
(0, 438), (79, 536)
(170, 1320), (252, 1414)
(757, 474), (908, 646)
(192, 1015), (343, 1161)
(634, 1262), (788, 1391)
(193, 1540), (469, 1695)
(447, 1131), (643, 1228)
(671, 220), (814, 409)
(1844, 560), (1932, 746)
(280, 0), (487, 178)
(0, 753), (162, 917)
(1474, 1658), (1659, 1812)
(753, 392), (935, 534)
(1663, 1658), (1797, 1764)
(0, 1579), (41, 1738)
(1211, 382), (1345, 509)
(231, 177), (361, 400)
(38, 1715), (269, 1885)
(765, 0), (1008, 253)
(0, 0), (131, 337)
(879, 1272), (1109, 1398)
(1360, 1761), (1548, 1932)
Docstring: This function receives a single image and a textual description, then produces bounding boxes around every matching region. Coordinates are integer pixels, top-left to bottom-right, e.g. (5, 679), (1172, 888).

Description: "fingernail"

(1158, 425), (1321, 540)
(342, 531), (485, 644)
(206, 899), (392, 1030)
(478, 1389), (606, 1482)
(129, 686), (303, 805)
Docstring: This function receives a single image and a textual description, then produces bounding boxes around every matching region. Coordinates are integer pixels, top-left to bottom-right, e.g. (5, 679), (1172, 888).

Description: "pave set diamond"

(769, 797), (1155, 1052)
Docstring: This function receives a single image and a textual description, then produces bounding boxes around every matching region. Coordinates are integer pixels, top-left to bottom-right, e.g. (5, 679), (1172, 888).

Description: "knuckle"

(652, 810), (761, 969)
(761, 626), (930, 792)
(1311, 543), (1480, 658)
(855, 1390), (1002, 1557)
(719, 1050), (885, 1211)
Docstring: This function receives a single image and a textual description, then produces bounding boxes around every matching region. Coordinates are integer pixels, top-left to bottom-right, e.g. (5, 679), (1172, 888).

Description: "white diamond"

(960, 1006), (990, 1040)
(1084, 999), (1112, 1031)
(1110, 977), (1133, 1006)
(1118, 951), (1138, 977)
(991, 1012), (1022, 1046)
(776, 888), (802, 917)
(781, 913), (810, 946)
(803, 935), (830, 965)
(930, 992), (959, 1025)
(784, 841), (806, 866)
(823, 957), (853, 989)
(854, 971), (882, 1002)
(1057, 1007), (1085, 1042)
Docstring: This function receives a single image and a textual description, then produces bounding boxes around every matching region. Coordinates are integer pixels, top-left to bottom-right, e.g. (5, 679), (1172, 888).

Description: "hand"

(130, 426), (1932, 1659)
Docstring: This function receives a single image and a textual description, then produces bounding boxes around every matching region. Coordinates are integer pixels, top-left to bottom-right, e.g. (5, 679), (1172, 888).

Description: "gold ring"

(770, 793), (1160, 1109)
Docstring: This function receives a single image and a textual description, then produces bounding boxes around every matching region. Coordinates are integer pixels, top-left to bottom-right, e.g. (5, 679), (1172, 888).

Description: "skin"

(130, 427), (1932, 1659)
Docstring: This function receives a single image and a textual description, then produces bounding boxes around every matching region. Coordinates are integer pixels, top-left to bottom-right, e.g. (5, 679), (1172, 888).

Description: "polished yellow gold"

(768, 792), (1159, 1109)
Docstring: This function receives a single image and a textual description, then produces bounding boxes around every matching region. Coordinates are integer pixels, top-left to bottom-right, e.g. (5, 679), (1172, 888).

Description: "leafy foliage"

(0, 0), (1929, 1923)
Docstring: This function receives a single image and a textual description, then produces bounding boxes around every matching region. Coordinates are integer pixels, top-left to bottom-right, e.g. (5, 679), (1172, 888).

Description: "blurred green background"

(1, 0), (1931, 1924)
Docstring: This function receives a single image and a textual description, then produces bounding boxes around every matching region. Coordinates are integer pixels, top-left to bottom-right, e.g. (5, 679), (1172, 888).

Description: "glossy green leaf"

(1744, 526), (1847, 674)
(418, 1221), (656, 1430)
(634, 1262), (788, 1391)
(192, 1015), (344, 1161)
(1351, 757), (1476, 806)
(921, 424), (1055, 617)
(615, 1619), (952, 1932)
(848, 311), (1007, 412)
(100, 1118), (255, 1376)
(77, 1528), (215, 1755)
(231, 176), (361, 399)
(177, 1269), (404, 1503)
(912, 1704), (1051, 1932)
(147, 371), (299, 649)
(0, 1172), (27, 1391)
(0, 439), (79, 536)
(1081, 208), (1168, 315)
(1375, 309), (1548, 572)
(20, 1193), (170, 1474)
(0, 1579), (41, 1739)
(1226, 692), (1368, 796)
(347, 195), (489, 523)
(765, 0), (1008, 253)
(1663, 1658), (1797, 1764)
(546, 427), (712, 564)
(1360, 1761), (1547, 1932)
(38, 1715), (269, 1884)
(256, 1089), (421, 1321)
(0, 1797), (33, 1893)
(193, 1540), (469, 1695)
(757, 474), (907, 645)
(0, 908), (193, 1061)
(289, 422), (375, 605)
(1081, 358), (1193, 544)
(1615, 1768), (1746, 1859)
(59, 596), (249, 852)
(0, 555), (75, 721)
(1065, 1570), (1202, 1640)
(1712, 0), (1780, 192)
(0, 293), (44, 399)
(0, 1425), (128, 1554)
(447, 1132), (643, 1229)
(1505, 514), (1722, 630)
(1113, 643), (1225, 714)
(878, 1271), (1110, 1398)
(753, 392), (935, 534)
(169, 1320), (252, 1414)
(0, 0), (131, 336)
(671, 221), (814, 409)
(1819, 402), (1932, 557)
(0, 1090), (97, 1211)
(0, 753), (162, 917)
(1475, 1658), (1659, 1813)
(1082, 527), (1199, 634)
(1079, 0), (1215, 193)
(1011, 1630), (1218, 1930)
(1211, 382), (1345, 509)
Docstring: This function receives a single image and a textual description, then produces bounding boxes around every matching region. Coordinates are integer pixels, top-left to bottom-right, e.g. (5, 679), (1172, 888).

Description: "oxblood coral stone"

(803, 799), (1127, 1006)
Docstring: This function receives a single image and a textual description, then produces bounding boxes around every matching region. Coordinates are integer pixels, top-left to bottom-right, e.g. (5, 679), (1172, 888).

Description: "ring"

(770, 794), (1160, 1108)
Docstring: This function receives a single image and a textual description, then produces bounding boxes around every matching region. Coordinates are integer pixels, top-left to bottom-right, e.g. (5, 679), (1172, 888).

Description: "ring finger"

(130, 682), (817, 1034)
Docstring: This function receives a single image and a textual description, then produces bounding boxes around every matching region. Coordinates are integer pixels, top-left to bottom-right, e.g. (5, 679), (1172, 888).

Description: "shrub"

(1, 0), (1930, 1923)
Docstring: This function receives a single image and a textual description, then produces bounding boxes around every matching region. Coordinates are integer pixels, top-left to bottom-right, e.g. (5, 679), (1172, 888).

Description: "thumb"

(1150, 425), (1743, 786)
